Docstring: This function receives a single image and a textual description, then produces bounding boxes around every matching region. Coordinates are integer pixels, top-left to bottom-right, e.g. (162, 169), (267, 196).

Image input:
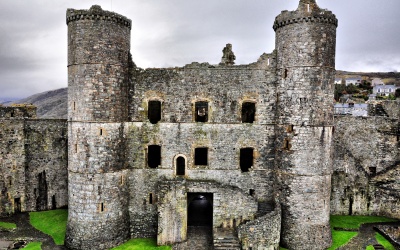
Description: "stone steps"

(372, 244), (385, 249)
(213, 229), (241, 250)
(213, 238), (241, 250)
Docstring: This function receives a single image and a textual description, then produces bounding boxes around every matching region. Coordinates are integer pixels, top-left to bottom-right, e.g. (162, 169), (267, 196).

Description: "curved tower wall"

(274, 0), (337, 249)
(66, 5), (131, 250)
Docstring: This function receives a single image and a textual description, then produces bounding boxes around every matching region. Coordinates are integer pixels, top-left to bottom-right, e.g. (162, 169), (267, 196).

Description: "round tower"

(66, 5), (131, 250)
(274, 0), (337, 249)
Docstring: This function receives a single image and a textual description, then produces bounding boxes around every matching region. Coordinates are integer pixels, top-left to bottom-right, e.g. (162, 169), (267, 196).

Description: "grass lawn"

(0, 221), (17, 230)
(328, 230), (358, 250)
(330, 215), (398, 229)
(29, 209), (68, 245)
(376, 232), (395, 250)
(328, 215), (399, 250)
(23, 242), (42, 250)
(111, 238), (171, 250)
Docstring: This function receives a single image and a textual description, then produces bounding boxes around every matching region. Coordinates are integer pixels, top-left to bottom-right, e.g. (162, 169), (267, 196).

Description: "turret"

(274, 0), (337, 249)
(65, 5), (131, 250)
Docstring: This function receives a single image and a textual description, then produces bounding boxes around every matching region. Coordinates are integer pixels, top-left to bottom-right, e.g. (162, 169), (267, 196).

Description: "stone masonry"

(0, 105), (67, 216)
(0, 1), (399, 250)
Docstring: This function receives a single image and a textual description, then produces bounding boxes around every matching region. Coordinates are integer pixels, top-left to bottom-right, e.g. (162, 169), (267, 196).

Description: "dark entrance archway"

(187, 193), (213, 227)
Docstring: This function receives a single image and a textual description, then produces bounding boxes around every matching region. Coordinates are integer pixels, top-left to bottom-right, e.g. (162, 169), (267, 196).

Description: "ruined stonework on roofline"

(0, 1), (398, 250)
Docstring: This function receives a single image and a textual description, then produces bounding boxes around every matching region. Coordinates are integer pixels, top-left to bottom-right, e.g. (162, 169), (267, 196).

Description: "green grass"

(111, 238), (171, 250)
(29, 209), (68, 245)
(328, 230), (358, 250)
(330, 215), (398, 229)
(0, 221), (17, 230)
(328, 215), (399, 250)
(23, 242), (42, 250)
(366, 245), (374, 250)
(376, 232), (395, 250)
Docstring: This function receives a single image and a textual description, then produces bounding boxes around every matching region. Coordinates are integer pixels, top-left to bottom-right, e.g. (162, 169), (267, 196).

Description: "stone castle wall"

(0, 106), (67, 216)
(331, 116), (399, 218)
(274, 1), (337, 249)
(66, 5), (133, 249)
(1, 1), (399, 250)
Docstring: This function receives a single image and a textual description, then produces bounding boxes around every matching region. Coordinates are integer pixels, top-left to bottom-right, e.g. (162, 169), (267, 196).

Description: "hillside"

(12, 88), (67, 119)
(336, 70), (400, 85)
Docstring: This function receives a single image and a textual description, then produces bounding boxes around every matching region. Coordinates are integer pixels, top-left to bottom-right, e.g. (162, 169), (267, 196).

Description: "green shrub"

(23, 242), (42, 250)
(366, 245), (374, 250)
(0, 221), (17, 230)
(29, 209), (68, 245)
(111, 238), (171, 250)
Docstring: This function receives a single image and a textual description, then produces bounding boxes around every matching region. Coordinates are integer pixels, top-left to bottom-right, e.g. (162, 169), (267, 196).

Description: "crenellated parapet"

(66, 5), (131, 29)
(273, 14), (338, 31)
(273, 1), (337, 32)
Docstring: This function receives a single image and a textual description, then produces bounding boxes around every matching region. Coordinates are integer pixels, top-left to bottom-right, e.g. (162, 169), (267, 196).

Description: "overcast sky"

(0, 0), (399, 100)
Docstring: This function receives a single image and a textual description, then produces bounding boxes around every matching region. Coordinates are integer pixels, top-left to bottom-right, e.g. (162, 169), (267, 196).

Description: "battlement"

(0, 104), (37, 119)
(273, 1), (337, 31)
(66, 5), (131, 29)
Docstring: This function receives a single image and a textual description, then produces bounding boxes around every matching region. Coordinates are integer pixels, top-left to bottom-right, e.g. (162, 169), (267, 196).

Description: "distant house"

(334, 103), (368, 116)
(334, 78), (343, 84)
(373, 85), (398, 96)
(371, 78), (384, 87)
(345, 77), (362, 86)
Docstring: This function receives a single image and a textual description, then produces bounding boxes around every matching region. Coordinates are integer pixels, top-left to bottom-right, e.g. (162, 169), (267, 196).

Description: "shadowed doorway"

(187, 193), (213, 226)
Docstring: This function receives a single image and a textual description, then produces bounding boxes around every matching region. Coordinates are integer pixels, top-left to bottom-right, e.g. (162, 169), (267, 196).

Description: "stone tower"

(274, 0), (337, 249)
(65, 5), (132, 250)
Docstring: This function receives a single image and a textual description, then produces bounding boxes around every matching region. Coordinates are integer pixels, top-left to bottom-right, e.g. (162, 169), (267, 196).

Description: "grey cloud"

(0, 0), (399, 99)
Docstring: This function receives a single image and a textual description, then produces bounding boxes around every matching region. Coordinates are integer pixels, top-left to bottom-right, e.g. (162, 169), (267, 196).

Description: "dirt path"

(0, 213), (66, 250)
(338, 222), (400, 250)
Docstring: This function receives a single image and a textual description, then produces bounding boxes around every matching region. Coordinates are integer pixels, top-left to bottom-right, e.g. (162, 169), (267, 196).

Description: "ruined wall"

(381, 100), (400, 119)
(238, 208), (281, 250)
(0, 118), (26, 216)
(130, 57), (277, 124)
(0, 107), (67, 216)
(24, 119), (68, 212)
(331, 116), (399, 218)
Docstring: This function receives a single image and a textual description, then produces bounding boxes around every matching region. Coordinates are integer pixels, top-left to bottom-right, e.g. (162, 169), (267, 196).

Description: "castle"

(0, 1), (399, 249)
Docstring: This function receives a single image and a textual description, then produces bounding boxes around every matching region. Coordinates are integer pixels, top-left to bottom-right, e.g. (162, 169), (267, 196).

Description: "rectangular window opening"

(240, 148), (253, 172)
(99, 128), (103, 136)
(149, 193), (153, 204)
(148, 100), (161, 124)
(74, 144), (78, 153)
(73, 101), (76, 111)
(249, 189), (255, 196)
(100, 203), (104, 212)
(195, 148), (208, 165)
(287, 125), (294, 133)
(283, 138), (291, 150)
(148, 145), (161, 168)
(242, 102), (256, 123)
(195, 101), (208, 122)
(369, 167), (377, 175)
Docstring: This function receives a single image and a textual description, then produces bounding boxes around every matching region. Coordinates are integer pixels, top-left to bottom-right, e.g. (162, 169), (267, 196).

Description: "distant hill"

(336, 70), (400, 85)
(13, 88), (68, 119)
